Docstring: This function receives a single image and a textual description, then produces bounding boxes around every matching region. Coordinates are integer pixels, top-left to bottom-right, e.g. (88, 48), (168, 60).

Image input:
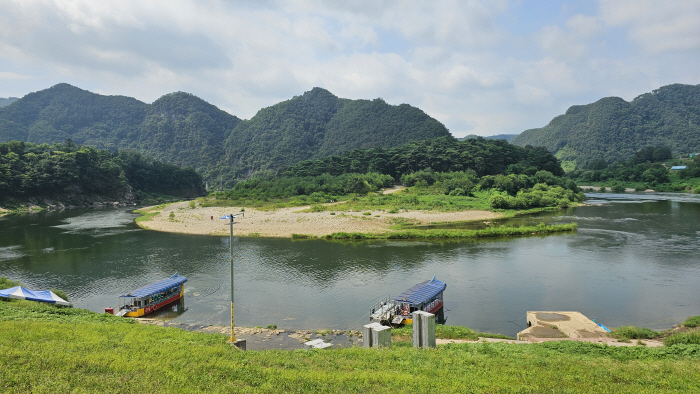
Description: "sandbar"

(136, 201), (502, 238)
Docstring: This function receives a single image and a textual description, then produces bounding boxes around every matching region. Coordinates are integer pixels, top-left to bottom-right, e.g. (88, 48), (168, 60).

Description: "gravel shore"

(137, 201), (502, 238)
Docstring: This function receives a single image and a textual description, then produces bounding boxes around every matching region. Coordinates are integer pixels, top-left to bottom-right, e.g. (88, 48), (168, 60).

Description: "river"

(1, 192), (699, 338)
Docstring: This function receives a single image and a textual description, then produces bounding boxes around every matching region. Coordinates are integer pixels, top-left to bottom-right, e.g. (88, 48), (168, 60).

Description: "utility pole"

(229, 213), (235, 342)
(221, 213), (245, 349)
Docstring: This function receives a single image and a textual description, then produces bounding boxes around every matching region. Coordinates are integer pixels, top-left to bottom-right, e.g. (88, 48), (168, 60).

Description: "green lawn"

(2, 301), (700, 393)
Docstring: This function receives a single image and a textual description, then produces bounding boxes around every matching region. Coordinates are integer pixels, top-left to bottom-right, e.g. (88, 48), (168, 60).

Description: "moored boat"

(369, 276), (446, 325)
(107, 273), (187, 317)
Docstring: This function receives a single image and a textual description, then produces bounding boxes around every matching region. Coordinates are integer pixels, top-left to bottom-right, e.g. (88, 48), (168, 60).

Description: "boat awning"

(0, 286), (71, 306)
(392, 278), (446, 306)
(119, 273), (187, 298)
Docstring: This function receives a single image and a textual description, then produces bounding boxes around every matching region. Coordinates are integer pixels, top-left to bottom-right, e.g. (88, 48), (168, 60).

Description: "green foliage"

(664, 332), (700, 346)
(568, 146), (674, 186)
(324, 223), (577, 240)
(512, 84), (700, 165)
(609, 326), (660, 340)
(0, 277), (21, 291)
(0, 84), (240, 180)
(0, 140), (205, 203)
(683, 316), (700, 328)
(222, 88), (450, 180)
(286, 136), (564, 180)
(488, 183), (585, 210)
(265, 324), (277, 330)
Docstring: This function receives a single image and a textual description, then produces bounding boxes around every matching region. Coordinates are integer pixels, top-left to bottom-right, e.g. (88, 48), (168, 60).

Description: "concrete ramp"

(517, 311), (608, 340)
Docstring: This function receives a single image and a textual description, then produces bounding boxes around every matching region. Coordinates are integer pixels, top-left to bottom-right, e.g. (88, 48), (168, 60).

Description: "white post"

(413, 311), (436, 348)
(372, 325), (392, 349)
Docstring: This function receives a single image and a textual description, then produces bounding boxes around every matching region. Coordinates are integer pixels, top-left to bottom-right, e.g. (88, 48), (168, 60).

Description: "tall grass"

(609, 326), (660, 340)
(682, 316), (700, 328)
(664, 332), (700, 346)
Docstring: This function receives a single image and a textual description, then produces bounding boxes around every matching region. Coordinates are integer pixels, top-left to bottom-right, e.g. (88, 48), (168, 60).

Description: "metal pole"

(229, 214), (236, 342)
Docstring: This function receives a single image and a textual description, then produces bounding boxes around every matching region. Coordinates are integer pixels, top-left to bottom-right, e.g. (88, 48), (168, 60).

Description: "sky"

(1, 0), (700, 137)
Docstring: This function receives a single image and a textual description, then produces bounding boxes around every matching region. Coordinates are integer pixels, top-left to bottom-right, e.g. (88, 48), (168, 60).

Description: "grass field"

(2, 301), (700, 393)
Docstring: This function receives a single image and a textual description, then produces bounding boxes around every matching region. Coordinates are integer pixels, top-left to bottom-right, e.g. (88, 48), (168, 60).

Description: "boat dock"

(517, 311), (609, 340)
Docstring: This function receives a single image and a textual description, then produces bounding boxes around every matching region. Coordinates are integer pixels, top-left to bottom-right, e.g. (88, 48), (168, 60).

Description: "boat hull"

(124, 289), (183, 317)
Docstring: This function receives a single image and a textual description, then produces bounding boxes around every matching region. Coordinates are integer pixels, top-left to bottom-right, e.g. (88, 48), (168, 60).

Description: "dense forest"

(283, 136), (563, 179)
(0, 84), (450, 181)
(0, 84), (240, 179)
(0, 140), (205, 206)
(217, 136), (584, 210)
(511, 83), (700, 168)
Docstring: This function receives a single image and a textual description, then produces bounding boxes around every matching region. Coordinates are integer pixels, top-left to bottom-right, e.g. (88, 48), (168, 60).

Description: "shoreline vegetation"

(1, 299), (700, 392)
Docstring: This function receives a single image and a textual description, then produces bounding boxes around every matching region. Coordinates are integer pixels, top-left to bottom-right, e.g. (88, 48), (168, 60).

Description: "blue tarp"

(119, 273), (187, 298)
(392, 278), (446, 305)
(670, 166), (687, 170)
(0, 286), (71, 306)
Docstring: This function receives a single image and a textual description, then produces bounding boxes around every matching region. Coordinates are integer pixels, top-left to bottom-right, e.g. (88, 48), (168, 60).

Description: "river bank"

(135, 200), (504, 238)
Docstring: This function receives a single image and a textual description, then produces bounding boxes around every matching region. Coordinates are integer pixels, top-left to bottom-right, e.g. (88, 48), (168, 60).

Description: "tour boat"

(369, 276), (446, 325)
(107, 273), (187, 317)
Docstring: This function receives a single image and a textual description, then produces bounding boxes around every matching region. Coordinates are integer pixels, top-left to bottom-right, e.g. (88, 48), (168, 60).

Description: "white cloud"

(0, 0), (699, 137)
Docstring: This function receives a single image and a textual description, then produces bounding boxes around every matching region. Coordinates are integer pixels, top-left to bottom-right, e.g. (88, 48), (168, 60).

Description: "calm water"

(2, 192), (700, 338)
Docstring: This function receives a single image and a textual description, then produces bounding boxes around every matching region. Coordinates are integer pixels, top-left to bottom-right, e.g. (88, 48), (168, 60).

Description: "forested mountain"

(459, 134), (518, 142)
(0, 97), (19, 107)
(0, 84), (450, 181)
(284, 136), (563, 179)
(223, 87), (450, 178)
(511, 84), (700, 168)
(0, 141), (205, 206)
(0, 84), (240, 179)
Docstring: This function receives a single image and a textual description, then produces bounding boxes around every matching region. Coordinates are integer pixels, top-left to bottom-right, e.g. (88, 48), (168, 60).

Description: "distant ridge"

(0, 84), (451, 180)
(510, 83), (700, 168)
(0, 97), (19, 107)
(459, 134), (518, 142)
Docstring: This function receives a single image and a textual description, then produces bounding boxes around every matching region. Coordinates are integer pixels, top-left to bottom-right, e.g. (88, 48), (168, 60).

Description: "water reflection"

(1, 194), (700, 338)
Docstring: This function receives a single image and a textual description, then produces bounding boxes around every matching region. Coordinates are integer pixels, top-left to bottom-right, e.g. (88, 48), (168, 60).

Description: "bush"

(0, 276), (21, 290)
(664, 332), (700, 346)
(683, 316), (700, 328)
(610, 326), (659, 340)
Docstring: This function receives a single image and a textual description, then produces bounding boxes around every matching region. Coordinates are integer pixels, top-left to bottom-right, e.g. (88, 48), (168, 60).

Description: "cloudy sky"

(1, 0), (699, 137)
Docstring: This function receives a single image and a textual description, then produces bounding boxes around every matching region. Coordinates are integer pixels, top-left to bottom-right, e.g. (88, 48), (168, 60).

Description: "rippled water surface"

(2, 192), (700, 337)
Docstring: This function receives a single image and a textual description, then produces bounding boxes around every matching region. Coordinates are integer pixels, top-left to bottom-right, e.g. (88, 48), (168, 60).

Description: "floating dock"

(517, 311), (609, 340)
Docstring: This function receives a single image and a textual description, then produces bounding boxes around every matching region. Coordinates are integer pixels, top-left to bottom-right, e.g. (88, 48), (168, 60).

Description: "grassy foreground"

(2, 302), (700, 393)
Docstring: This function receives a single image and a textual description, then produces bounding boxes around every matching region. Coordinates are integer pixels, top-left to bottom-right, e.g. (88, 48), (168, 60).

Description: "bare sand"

(137, 201), (501, 238)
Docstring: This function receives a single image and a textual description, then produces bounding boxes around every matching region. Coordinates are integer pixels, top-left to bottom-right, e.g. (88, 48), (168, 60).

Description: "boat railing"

(370, 295), (394, 321)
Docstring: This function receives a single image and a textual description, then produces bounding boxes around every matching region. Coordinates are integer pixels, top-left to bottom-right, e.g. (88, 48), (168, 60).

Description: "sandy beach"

(137, 201), (501, 238)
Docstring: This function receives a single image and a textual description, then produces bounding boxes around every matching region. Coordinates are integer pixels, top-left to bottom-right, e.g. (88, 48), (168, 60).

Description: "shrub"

(664, 332), (700, 346)
(683, 316), (700, 328)
(0, 276), (21, 290)
(610, 326), (659, 340)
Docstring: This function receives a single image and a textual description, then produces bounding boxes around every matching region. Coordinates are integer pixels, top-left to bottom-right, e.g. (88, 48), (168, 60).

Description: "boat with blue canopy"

(107, 272), (187, 317)
(369, 276), (446, 325)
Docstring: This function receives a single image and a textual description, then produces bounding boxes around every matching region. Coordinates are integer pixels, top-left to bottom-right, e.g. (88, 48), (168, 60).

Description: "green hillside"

(459, 134), (518, 142)
(0, 85), (450, 181)
(223, 87), (450, 178)
(511, 84), (700, 168)
(0, 84), (241, 180)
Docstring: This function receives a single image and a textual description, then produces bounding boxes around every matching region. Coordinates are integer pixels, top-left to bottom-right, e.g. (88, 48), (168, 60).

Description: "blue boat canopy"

(392, 278), (446, 305)
(119, 273), (187, 298)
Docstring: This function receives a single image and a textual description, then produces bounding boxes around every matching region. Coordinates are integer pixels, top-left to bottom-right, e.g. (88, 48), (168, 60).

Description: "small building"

(670, 166), (687, 170)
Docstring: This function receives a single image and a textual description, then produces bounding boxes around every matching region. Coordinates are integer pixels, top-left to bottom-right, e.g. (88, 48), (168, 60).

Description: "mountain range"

(0, 84), (449, 180)
(511, 83), (700, 168)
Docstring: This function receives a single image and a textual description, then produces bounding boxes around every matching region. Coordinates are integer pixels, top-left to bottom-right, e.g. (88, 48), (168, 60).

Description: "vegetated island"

(1, 285), (699, 392)
(135, 137), (584, 239)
